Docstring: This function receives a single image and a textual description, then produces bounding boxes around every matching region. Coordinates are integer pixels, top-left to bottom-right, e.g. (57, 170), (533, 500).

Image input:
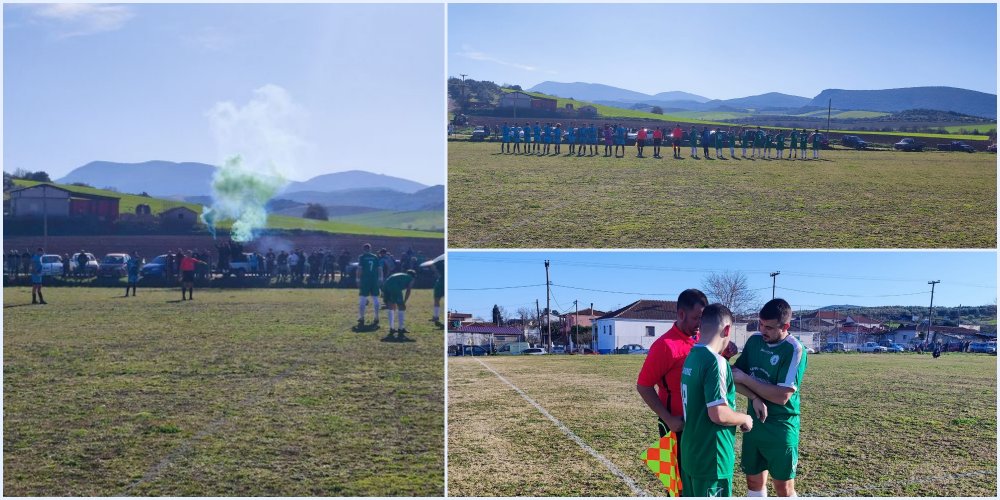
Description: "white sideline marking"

(475, 358), (651, 497)
(811, 468), (996, 496)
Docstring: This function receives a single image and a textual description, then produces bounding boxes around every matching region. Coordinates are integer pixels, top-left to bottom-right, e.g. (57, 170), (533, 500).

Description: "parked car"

(550, 345), (567, 354)
(840, 135), (869, 149)
(69, 252), (99, 276)
(140, 254), (169, 279)
(823, 342), (846, 353)
(936, 141), (975, 153)
(858, 342), (888, 353)
(988, 143), (997, 153)
(969, 342), (997, 354)
(805, 346), (817, 354)
(885, 344), (905, 353)
(470, 126), (489, 142)
(522, 347), (547, 355)
(39, 254), (64, 276)
(451, 345), (489, 356)
(496, 342), (531, 355)
(893, 138), (925, 152)
(620, 344), (649, 355)
(98, 253), (131, 279)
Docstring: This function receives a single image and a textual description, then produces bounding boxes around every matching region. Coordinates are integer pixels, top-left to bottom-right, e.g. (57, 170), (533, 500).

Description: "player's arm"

(736, 383), (768, 422)
(732, 369), (795, 405)
(636, 384), (684, 433)
(403, 282), (413, 304)
(707, 403), (752, 431)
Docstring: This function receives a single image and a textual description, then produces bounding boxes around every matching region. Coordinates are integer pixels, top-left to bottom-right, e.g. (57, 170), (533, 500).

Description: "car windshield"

(150, 256), (167, 265)
(42, 256), (60, 263)
(103, 256), (125, 264)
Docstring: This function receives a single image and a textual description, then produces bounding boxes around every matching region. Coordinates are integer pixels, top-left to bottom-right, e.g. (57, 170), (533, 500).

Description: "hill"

(283, 170), (428, 194)
(58, 160), (217, 197)
(10, 180), (440, 239)
(528, 81), (708, 104)
(280, 185), (444, 211)
(811, 87), (997, 119)
(55, 161), (430, 199)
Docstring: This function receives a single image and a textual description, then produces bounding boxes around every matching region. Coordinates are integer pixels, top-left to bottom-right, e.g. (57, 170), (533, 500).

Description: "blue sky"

(449, 3), (997, 99)
(448, 251), (997, 320)
(4, 4), (445, 185)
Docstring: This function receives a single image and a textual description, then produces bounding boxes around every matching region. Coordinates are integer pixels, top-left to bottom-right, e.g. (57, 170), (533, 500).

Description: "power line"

(777, 286), (929, 298)
(448, 255), (996, 289)
(449, 283), (545, 291)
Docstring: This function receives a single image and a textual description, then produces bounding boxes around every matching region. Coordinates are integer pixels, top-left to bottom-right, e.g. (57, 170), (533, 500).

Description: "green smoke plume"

(200, 155), (286, 242)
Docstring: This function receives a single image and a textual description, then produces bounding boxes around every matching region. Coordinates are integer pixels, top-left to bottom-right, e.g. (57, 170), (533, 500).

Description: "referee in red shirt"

(636, 288), (708, 492)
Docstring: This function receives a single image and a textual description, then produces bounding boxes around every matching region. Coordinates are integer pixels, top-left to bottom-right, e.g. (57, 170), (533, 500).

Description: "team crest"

(770, 354), (780, 366)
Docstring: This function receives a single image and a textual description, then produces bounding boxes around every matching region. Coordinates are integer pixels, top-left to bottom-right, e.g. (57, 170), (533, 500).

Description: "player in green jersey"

(799, 129), (808, 159)
(432, 258), (444, 328)
(789, 130), (799, 159)
(732, 298), (808, 497)
(811, 129), (822, 160)
(775, 131), (785, 159)
(356, 243), (383, 329)
(689, 125), (699, 158)
(680, 304), (756, 497)
(382, 269), (416, 340)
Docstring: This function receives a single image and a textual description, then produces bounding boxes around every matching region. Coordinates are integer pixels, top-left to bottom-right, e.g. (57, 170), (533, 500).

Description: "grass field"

(12, 180), (441, 239)
(4, 287), (443, 496)
(448, 354), (997, 497)
(448, 141), (996, 248)
(330, 210), (444, 232)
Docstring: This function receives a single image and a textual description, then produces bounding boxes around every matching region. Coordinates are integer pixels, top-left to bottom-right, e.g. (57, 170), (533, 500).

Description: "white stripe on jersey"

(712, 349), (731, 408)
(779, 335), (804, 390)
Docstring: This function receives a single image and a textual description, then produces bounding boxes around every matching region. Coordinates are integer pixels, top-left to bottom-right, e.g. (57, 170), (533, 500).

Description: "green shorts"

(382, 288), (406, 310)
(680, 474), (731, 498)
(359, 280), (380, 297)
(433, 279), (444, 300)
(741, 441), (798, 481)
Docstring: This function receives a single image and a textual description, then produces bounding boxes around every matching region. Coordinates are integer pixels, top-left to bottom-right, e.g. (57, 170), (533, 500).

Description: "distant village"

(448, 299), (997, 355)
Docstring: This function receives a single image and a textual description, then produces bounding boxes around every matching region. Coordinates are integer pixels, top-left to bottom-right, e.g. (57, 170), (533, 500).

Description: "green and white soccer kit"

(358, 252), (381, 296)
(680, 345), (737, 497)
(733, 333), (808, 480)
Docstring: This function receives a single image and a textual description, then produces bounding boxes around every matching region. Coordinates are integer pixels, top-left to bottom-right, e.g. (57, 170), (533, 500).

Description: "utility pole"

(770, 271), (781, 299)
(459, 73), (468, 110)
(574, 300), (579, 353)
(535, 299), (541, 347)
(927, 280), (940, 344)
(590, 302), (597, 352)
(545, 260), (552, 353)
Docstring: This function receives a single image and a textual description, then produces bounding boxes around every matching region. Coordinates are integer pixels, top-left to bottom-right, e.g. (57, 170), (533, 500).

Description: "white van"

(496, 342), (531, 355)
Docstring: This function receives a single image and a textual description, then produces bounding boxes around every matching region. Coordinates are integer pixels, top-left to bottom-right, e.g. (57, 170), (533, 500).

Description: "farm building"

(8, 184), (120, 221)
(530, 96), (557, 112)
(448, 324), (524, 351)
(159, 206), (200, 228)
(448, 312), (475, 328)
(887, 324), (991, 345)
(499, 91), (533, 109)
(592, 299), (750, 353)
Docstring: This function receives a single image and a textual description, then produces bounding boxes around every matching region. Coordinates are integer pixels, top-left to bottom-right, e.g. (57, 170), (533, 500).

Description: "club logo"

(770, 354), (780, 366)
(707, 486), (724, 497)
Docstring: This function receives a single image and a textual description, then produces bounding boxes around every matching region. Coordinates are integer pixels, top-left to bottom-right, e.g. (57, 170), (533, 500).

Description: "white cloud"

(29, 4), (134, 38)
(456, 44), (539, 72)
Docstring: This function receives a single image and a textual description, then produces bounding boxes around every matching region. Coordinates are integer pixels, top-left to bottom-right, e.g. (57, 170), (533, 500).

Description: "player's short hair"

(677, 288), (708, 312)
(700, 303), (733, 335)
(760, 298), (793, 325)
(363, 243), (371, 251)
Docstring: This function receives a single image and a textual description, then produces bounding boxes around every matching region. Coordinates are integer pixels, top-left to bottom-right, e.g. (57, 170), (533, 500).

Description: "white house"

(592, 300), (750, 353)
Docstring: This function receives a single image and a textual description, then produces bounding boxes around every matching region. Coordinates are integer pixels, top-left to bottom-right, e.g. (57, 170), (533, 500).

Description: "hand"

(752, 397), (768, 423)
(664, 415), (685, 434)
(739, 415), (753, 433)
(732, 368), (748, 384)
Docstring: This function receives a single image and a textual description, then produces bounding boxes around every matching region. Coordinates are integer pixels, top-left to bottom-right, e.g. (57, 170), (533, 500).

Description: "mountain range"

(528, 82), (997, 119)
(55, 160), (442, 214)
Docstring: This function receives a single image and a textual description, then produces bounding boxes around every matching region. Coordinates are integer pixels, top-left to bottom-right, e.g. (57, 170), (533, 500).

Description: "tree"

(651, 106), (664, 115)
(303, 203), (329, 221)
(702, 270), (758, 317)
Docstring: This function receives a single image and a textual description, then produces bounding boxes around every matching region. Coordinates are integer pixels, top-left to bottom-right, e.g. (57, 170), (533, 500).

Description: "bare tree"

(702, 270), (758, 317)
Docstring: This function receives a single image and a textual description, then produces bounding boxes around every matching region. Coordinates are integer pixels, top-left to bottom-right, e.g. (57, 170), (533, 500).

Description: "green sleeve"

(703, 356), (728, 407)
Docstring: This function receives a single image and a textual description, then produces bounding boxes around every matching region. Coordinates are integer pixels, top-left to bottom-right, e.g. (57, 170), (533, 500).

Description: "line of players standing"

(495, 122), (826, 160)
